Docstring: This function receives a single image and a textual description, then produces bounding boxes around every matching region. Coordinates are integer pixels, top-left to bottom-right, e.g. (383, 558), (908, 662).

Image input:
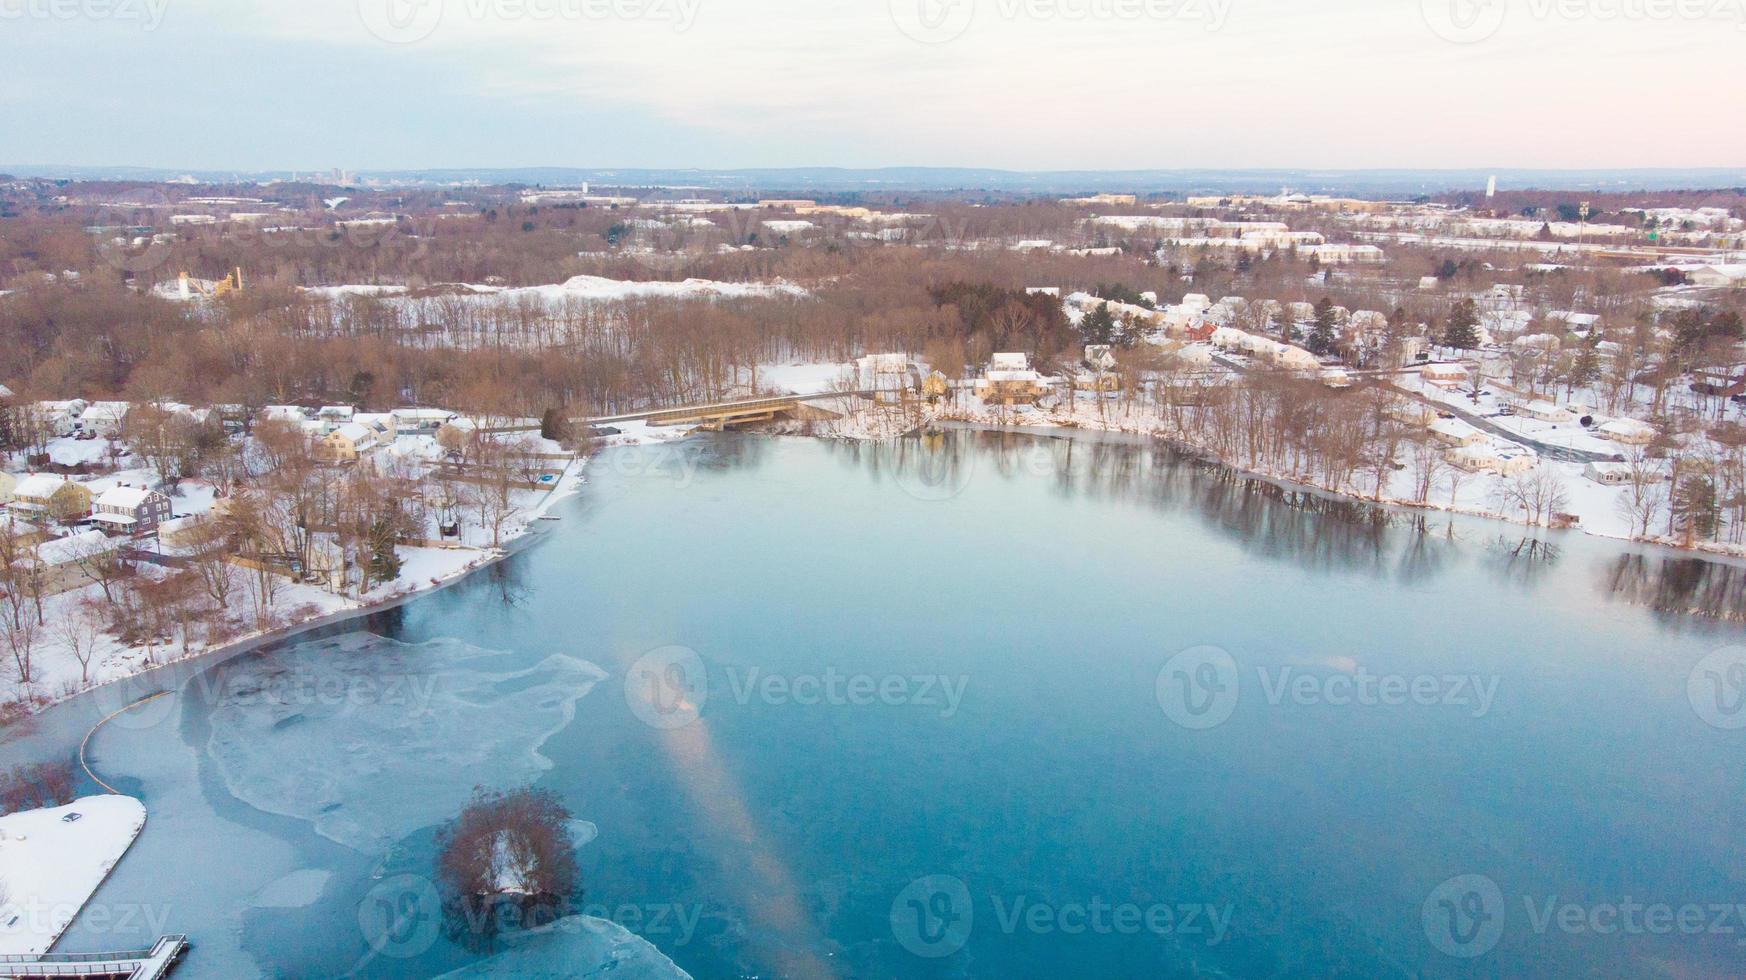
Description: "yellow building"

(10, 475), (94, 523)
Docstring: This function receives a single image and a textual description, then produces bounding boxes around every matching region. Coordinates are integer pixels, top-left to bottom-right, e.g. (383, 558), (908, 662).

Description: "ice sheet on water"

(250, 870), (333, 909)
(429, 915), (692, 979)
(204, 632), (606, 853)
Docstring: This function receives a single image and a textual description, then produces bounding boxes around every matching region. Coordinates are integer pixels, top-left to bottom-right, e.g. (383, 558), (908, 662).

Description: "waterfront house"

(1520, 400), (1575, 423)
(974, 353), (1049, 405)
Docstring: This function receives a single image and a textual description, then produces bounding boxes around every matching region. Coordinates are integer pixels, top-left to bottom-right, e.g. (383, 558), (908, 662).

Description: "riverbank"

(0, 455), (588, 731)
(898, 392), (1742, 559)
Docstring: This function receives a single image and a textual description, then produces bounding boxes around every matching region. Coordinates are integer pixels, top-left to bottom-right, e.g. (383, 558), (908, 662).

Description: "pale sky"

(3, 0), (1743, 170)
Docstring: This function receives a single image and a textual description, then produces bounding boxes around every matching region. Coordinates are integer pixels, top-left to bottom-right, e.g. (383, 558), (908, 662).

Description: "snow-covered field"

(0, 795), (147, 956)
(306, 274), (804, 307)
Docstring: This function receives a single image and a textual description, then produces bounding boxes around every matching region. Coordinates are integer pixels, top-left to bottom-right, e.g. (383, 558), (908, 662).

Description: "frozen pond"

(9, 429), (1746, 977)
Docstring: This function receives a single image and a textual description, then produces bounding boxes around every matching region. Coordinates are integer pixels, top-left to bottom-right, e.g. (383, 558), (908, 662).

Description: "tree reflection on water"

(820, 427), (1746, 624)
(1602, 552), (1746, 626)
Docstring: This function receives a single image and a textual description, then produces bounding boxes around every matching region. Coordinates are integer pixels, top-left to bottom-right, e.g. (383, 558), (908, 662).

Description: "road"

(1210, 350), (1617, 464)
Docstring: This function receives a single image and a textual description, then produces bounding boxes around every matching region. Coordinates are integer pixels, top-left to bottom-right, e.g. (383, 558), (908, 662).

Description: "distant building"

(1584, 461), (1662, 485)
(316, 422), (381, 463)
(77, 401), (130, 437)
(390, 407), (456, 436)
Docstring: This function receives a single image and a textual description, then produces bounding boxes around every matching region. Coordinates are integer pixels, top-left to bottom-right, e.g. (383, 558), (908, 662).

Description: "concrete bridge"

(586, 391), (868, 430)
(0, 935), (188, 979)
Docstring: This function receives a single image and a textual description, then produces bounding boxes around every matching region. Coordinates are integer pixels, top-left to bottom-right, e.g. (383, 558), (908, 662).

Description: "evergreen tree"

(1442, 299), (1481, 350)
(1306, 298), (1337, 354)
(367, 519), (402, 584)
(1080, 305), (1117, 346)
(1673, 474), (1721, 542)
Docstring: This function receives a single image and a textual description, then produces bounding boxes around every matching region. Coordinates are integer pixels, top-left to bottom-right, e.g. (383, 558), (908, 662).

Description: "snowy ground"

(930, 388), (1662, 547)
(0, 795), (147, 956)
(10, 454), (585, 716)
(752, 360), (853, 396)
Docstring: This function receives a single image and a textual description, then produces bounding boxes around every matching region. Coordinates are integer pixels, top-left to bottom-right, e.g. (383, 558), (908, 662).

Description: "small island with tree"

(435, 786), (582, 950)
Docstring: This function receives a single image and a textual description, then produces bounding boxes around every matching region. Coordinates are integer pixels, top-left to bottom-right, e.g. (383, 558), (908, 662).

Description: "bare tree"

(55, 600), (105, 686)
(1615, 447), (1667, 538)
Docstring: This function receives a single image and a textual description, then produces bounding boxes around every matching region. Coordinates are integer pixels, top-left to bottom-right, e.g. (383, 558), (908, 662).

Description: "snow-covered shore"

(0, 794), (146, 956)
(6, 455), (588, 725)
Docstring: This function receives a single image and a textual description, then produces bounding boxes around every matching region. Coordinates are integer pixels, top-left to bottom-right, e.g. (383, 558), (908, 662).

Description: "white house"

(390, 407), (455, 436)
(1683, 264), (1746, 288)
(78, 401), (130, 437)
(1595, 417), (1656, 445)
(1446, 444), (1503, 473)
(1584, 461), (1663, 485)
(1429, 418), (1485, 447)
(32, 400), (87, 437)
(857, 353), (912, 391)
(1520, 400), (1574, 423)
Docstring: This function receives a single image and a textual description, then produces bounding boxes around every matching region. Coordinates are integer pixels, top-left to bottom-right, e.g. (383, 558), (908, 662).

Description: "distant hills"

(5, 164), (1744, 196)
